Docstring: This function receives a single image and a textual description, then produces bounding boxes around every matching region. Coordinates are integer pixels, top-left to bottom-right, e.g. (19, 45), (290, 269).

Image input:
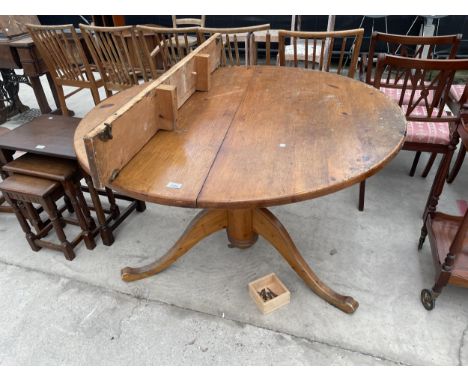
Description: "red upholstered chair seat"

(402, 105), (451, 145)
(380, 81), (435, 105)
(450, 84), (466, 103)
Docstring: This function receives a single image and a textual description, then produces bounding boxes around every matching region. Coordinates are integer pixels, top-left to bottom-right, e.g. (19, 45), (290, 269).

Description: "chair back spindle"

(79, 24), (147, 93)
(136, 25), (200, 76)
(278, 29), (364, 78)
(364, 32), (462, 85)
(374, 54), (468, 125)
(198, 24), (271, 66)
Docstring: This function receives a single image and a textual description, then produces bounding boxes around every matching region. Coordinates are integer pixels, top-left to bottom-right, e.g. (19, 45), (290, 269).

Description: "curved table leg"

(121, 209), (228, 282)
(252, 208), (359, 314)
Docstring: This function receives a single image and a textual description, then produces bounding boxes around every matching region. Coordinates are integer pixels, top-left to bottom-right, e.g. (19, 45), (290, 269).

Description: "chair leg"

(421, 153), (437, 178)
(73, 180), (96, 231)
(64, 180), (96, 250)
(90, 86), (101, 106)
(447, 145), (466, 184)
(54, 84), (70, 117)
(409, 151), (422, 177)
(418, 224), (428, 250)
(84, 175), (114, 246)
(5, 195), (40, 251)
(41, 197), (75, 261)
(358, 180), (365, 211)
(24, 202), (45, 233)
(63, 194), (75, 213)
(105, 187), (120, 219)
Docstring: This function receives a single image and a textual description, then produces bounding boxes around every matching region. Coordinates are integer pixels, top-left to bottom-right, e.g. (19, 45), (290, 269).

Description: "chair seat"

(380, 83), (435, 105)
(2, 153), (79, 182)
(402, 105), (451, 145)
(450, 84), (466, 103)
(0, 174), (60, 198)
(284, 41), (323, 61)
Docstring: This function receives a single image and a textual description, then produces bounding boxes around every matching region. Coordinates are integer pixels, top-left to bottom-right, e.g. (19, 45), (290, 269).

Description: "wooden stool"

(2, 153), (97, 238)
(0, 174), (96, 260)
(0, 127), (13, 213)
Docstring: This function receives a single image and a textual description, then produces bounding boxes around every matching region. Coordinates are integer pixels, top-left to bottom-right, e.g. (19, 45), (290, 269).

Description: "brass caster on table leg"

(421, 289), (436, 311)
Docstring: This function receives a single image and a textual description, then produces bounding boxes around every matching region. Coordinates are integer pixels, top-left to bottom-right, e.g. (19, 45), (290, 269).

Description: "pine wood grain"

(75, 65), (406, 209)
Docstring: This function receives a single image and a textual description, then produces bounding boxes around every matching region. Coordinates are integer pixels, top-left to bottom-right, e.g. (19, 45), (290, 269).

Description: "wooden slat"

(82, 34), (222, 188)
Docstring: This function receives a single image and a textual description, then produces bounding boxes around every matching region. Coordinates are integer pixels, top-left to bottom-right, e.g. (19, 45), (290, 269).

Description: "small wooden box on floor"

(248, 273), (290, 314)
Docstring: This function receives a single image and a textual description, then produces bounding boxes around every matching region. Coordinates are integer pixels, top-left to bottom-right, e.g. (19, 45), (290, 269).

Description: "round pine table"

(75, 66), (406, 313)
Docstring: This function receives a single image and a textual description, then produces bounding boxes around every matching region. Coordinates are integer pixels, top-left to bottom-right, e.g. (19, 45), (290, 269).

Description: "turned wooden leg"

(63, 194), (74, 213)
(121, 209), (228, 282)
(423, 150), (455, 221)
(409, 151), (422, 177)
(84, 175), (114, 246)
(447, 145), (466, 184)
(421, 153), (437, 178)
(358, 180), (365, 212)
(252, 208), (359, 314)
(4, 195), (40, 251)
(64, 180), (96, 250)
(41, 197), (75, 261)
(105, 187), (120, 219)
(24, 202), (45, 233)
(418, 224), (428, 250)
(73, 180), (96, 231)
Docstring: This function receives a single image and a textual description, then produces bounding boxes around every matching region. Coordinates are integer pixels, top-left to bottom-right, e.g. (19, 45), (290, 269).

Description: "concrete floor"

(1, 76), (468, 365)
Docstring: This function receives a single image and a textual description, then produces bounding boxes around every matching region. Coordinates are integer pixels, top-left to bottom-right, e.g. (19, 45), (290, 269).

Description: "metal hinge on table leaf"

(98, 123), (113, 141)
(109, 169), (120, 183)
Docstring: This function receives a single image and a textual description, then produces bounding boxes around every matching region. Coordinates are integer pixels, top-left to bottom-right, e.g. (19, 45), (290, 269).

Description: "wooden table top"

(75, 66), (406, 209)
(0, 115), (80, 159)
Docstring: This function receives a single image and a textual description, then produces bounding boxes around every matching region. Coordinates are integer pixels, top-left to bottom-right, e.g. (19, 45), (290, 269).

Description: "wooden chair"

(171, 16), (205, 50)
(446, 84), (468, 183)
(198, 24), (272, 66)
(0, 174), (95, 260)
(278, 16), (336, 67)
(136, 25), (200, 75)
(25, 24), (105, 116)
(419, 113), (468, 310)
(358, 54), (468, 212)
(278, 29), (364, 78)
(360, 32), (462, 181)
(79, 24), (148, 93)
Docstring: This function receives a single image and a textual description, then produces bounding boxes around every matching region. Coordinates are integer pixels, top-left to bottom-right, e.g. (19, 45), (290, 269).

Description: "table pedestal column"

(227, 209), (258, 248)
(121, 207), (358, 314)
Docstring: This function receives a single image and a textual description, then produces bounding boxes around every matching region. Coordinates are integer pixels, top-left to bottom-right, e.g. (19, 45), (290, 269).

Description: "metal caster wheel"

(421, 289), (435, 311)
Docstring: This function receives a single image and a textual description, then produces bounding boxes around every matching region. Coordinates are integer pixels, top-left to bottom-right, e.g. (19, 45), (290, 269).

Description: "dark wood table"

(0, 115), (77, 163)
(74, 65), (407, 314)
(0, 115), (144, 245)
(0, 35), (60, 118)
